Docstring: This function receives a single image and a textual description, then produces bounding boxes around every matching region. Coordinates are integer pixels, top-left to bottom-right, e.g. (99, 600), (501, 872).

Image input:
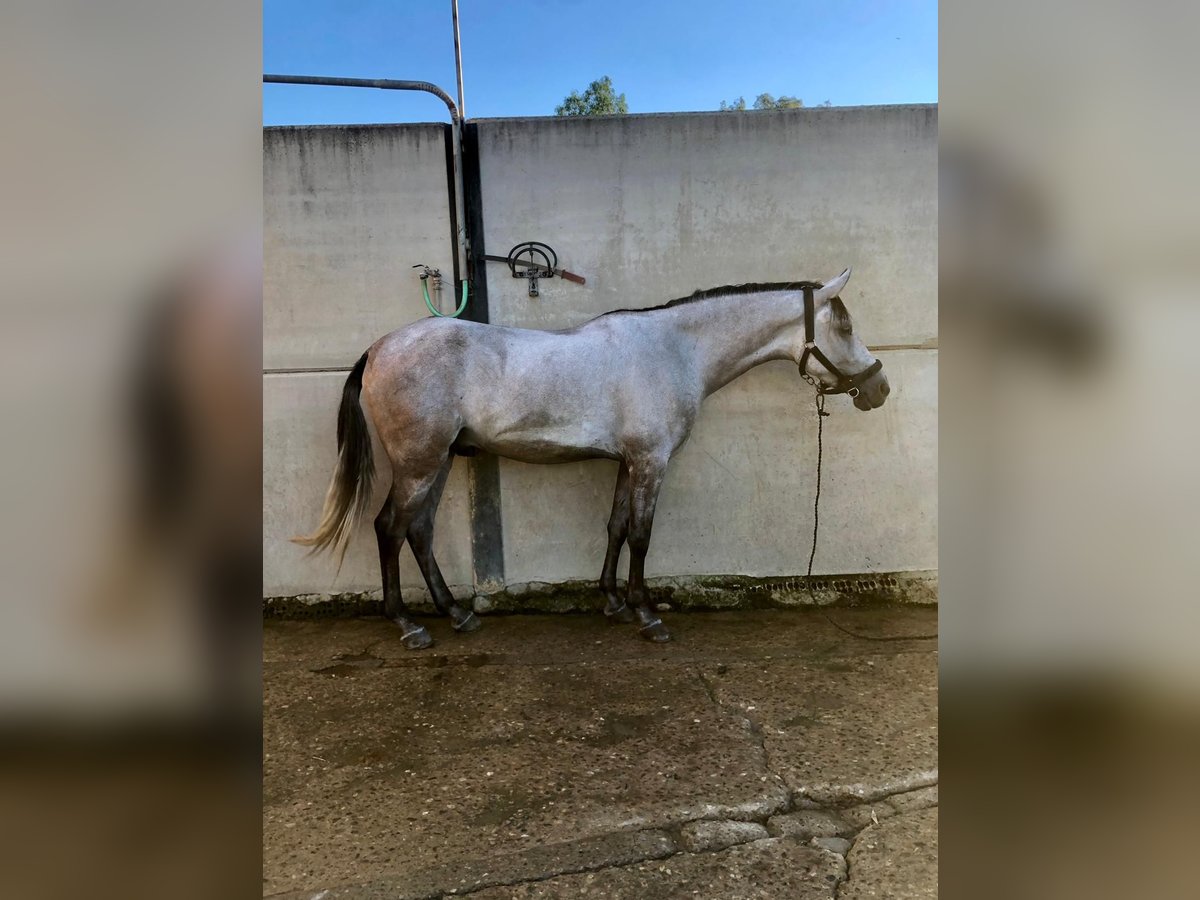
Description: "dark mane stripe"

(602, 280), (826, 316)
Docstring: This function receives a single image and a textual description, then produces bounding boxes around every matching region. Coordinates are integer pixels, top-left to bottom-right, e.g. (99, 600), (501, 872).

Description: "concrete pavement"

(264, 608), (937, 898)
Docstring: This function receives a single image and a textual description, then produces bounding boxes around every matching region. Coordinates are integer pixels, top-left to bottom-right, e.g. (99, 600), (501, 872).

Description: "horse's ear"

(816, 267), (851, 302)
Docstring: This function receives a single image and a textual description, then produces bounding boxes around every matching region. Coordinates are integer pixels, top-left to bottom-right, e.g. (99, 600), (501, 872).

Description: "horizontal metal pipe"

(263, 74), (458, 119)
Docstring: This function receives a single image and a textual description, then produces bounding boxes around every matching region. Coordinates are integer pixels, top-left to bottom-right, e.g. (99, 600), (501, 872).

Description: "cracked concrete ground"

(264, 608), (937, 898)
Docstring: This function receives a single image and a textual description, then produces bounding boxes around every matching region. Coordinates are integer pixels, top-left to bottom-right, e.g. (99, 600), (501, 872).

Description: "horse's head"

(797, 268), (890, 410)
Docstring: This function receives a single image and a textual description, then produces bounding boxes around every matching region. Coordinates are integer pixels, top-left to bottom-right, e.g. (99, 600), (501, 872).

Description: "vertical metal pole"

(452, 0), (466, 120)
(451, 116), (469, 280)
(459, 122), (505, 594)
(450, 9), (495, 596)
(449, 3), (470, 301)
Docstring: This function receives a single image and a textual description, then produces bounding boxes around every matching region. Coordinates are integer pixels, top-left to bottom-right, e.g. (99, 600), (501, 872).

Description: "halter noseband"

(798, 285), (883, 397)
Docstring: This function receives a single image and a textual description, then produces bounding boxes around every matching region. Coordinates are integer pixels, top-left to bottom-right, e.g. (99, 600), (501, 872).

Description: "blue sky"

(264, 1), (937, 125)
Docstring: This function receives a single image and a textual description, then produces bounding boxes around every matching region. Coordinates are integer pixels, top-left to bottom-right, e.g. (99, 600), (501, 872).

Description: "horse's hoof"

(452, 611), (482, 633)
(400, 626), (434, 650)
(639, 619), (672, 643)
(605, 602), (636, 625)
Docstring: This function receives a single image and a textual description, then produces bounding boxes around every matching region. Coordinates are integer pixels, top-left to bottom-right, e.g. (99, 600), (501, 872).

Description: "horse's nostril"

(880, 382), (890, 397)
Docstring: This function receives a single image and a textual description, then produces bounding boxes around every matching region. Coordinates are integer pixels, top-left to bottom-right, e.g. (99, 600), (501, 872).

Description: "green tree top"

(754, 93), (802, 109)
(720, 94), (831, 111)
(555, 76), (629, 116)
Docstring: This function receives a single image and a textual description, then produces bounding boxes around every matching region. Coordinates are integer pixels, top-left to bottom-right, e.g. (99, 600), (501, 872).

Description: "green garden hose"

(422, 278), (469, 318)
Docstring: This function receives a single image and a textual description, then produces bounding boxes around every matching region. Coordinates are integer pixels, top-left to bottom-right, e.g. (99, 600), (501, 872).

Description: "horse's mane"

(601, 280), (852, 330)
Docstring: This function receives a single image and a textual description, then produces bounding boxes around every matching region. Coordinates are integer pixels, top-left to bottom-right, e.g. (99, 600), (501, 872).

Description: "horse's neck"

(668, 292), (802, 396)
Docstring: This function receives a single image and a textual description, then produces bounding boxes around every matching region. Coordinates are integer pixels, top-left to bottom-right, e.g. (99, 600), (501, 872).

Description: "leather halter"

(798, 285), (883, 397)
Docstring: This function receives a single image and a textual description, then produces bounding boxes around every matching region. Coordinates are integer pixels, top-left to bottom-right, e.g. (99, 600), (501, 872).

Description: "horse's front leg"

(626, 457), (671, 642)
(600, 462), (635, 623)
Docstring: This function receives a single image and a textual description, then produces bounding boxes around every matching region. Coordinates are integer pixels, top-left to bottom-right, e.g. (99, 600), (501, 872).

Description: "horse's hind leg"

(407, 455), (480, 633)
(375, 493), (432, 650)
(600, 463), (635, 623)
(374, 458), (451, 650)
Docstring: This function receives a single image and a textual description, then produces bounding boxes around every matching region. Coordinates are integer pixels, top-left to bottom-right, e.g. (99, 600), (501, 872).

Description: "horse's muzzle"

(853, 371), (890, 410)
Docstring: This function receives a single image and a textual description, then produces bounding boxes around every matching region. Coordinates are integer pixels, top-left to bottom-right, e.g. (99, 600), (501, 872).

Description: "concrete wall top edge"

(263, 122), (449, 157)
(264, 122), (449, 134)
(261, 104), (937, 134)
(468, 103), (936, 127)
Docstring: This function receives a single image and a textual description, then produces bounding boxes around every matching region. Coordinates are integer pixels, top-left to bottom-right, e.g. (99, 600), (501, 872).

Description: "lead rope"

(806, 388), (937, 642)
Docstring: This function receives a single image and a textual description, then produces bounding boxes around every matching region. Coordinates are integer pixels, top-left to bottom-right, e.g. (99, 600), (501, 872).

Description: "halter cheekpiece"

(798, 285), (883, 397)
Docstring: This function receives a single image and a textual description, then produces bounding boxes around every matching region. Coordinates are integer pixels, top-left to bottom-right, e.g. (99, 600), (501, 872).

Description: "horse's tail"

(292, 352), (374, 567)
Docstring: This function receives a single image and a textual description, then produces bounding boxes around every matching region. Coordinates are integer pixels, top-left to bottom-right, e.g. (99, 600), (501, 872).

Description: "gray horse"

(296, 268), (889, 647)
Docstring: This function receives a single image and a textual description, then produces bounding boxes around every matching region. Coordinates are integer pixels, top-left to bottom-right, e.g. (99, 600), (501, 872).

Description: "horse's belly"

(486, 440), (615, 464)
(460, 422), (619, 464)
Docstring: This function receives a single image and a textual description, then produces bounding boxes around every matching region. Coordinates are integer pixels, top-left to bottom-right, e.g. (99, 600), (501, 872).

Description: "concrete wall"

(263, 106), (937, 598)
